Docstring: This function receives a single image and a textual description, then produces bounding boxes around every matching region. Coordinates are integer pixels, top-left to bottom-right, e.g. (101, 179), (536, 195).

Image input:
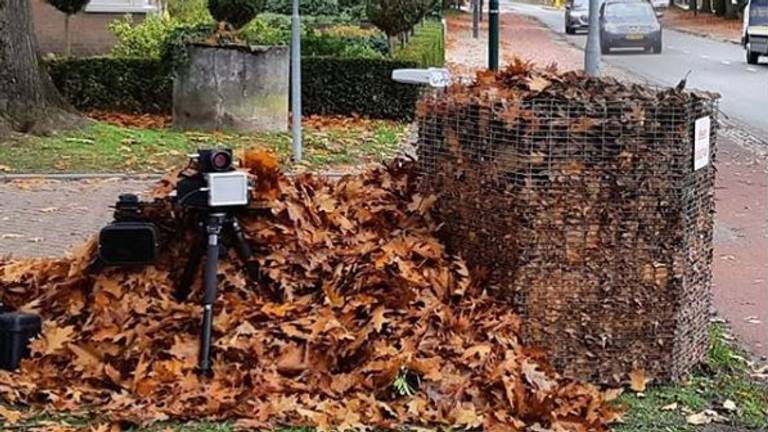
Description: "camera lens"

(210, 151), (232, 171)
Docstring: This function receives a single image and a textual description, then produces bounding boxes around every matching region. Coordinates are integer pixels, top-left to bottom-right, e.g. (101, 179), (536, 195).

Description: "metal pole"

(472, 0), (479, 38)
(489, 0), (499, 70)
(584, 0), (601, 76)
(291, 0), (302, 162)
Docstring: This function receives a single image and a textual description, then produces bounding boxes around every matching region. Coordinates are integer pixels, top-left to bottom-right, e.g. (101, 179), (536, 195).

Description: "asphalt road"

(504, 1), (768, 137)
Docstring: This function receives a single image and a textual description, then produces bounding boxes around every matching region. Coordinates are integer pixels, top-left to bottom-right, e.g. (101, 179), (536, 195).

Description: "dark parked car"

(565, 0), (590, 34)
(600, 0), (662, 54)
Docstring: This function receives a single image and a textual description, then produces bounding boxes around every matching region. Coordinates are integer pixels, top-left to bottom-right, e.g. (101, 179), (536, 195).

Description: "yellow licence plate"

(626, 34), (645, 40)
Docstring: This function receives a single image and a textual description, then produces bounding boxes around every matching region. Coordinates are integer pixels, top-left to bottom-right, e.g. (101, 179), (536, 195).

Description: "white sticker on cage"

(694, 116), (711, 171)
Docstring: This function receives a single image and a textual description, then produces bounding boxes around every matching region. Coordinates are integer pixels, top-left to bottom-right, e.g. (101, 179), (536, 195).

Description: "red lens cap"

(212, 152), (231, 170)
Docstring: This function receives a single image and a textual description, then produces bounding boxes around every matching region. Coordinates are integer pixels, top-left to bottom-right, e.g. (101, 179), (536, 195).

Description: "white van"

(743, 0), (768, 64)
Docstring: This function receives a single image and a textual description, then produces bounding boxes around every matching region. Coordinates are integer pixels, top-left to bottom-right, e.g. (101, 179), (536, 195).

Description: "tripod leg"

(175, 231), (205, 302)
(229, 218), (254, 261)
(227, 217), (278, 300)
(199, 213), (225, 377)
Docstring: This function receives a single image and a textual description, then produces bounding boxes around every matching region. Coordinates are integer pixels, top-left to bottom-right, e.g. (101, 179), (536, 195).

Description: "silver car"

(565, 0), (590, 34)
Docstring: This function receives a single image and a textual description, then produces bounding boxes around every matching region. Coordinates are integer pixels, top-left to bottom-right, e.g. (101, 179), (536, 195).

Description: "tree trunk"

(700, 0), (712, 13)
(64, 14), (71, 57)
(690, 0), (698, 15)
(0, 0), (81, 138)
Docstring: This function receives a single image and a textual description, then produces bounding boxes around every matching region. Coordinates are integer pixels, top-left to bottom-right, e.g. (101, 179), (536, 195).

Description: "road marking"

(720, 60), (732, 65)
(746, 67), (758, 72)
(700, 54), (710, 59)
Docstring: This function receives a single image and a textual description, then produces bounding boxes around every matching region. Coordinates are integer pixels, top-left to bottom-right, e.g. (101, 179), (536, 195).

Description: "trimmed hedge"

(302, 57), (419, 119)
(47, 57), (173, 113)
(46, 56), (420, 120)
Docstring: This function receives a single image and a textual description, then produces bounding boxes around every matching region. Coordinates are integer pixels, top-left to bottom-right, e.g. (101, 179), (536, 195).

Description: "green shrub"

(208, 0), (266, 29)
(160, 23), (218, 72)
(338, 43), (385, 58)
(265, 0), (340, 15)
(160, 19), (387, 69)
(303, 31), (388, 57)
(109, 14), (186, 59)
(45, 57), (172, 113)
(239, 15), (293, 44)
(46, 56), (419, 120)
(393, 18), (444, 67)
(167, 0), (213, 23)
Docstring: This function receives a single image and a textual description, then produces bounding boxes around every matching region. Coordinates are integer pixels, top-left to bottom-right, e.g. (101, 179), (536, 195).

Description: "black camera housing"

(0, 312), (42, 371)
(198, 149), (234, 173)
(98, 194), (159, 266)
(176, 148), (240, 209)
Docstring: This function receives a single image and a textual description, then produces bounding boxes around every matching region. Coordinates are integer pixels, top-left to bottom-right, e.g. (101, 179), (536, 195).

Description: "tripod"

(175, 212), (257, 377)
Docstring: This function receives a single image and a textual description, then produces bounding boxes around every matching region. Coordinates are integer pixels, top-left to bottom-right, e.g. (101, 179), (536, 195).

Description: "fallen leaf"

(722, 399), (737, 412)
(40, 324), (75, 355)
(0, 405), (23, 424)
(661, 402), (678, 411)
(686, 409), (727, 425)
(629, 369), (651, 392)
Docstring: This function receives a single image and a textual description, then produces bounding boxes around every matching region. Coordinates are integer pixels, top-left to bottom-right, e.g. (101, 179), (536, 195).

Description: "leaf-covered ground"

(0, 116), (407, 174)
(4, 325), (764, 431)
(0, 156), (619, 431)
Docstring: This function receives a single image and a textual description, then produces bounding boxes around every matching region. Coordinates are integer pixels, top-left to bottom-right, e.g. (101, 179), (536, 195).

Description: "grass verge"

(394, 19), (445, 68)
(0, 120), (408, 174)
(615, 325), (768, 432)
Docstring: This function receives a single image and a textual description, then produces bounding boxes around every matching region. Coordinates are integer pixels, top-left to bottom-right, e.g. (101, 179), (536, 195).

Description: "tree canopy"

(208, 0), (266, 29)
(45, 0), (91, 15)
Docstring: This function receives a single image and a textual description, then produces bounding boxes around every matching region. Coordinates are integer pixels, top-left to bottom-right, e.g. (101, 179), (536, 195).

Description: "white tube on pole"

(291, 0), (302, 162)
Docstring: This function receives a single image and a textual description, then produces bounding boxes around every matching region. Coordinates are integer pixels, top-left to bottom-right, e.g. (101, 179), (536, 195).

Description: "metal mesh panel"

(416, 88), (719, 384)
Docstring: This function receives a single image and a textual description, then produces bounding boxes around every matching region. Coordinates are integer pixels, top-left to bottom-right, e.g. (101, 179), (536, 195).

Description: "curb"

(0, 173), (162, 182)
(0, 171), (350, 182)
(665, 25), (741, 46)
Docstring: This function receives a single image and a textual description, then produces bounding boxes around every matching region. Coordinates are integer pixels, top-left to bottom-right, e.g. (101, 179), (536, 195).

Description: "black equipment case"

(0, 312), (42, 371)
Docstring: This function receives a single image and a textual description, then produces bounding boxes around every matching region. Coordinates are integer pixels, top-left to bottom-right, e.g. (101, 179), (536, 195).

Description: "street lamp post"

(584, 0), (601, 76)
(291, 0), (302, 162)
(489, 0), (499, 70)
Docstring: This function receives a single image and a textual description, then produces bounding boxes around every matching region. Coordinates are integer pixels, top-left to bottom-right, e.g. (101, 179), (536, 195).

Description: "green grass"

(0, 120), (408, 174)
(394, 19), (445, 68)
(615, 325), (768, 432)
(3, 327), (765, 431)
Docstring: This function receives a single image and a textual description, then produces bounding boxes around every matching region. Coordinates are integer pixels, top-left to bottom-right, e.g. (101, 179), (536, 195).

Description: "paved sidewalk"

(711, 139), (768, 358)
(445, 10), (632, 79)
(662, 7), (742, 45)
(0, 178), (155, 258)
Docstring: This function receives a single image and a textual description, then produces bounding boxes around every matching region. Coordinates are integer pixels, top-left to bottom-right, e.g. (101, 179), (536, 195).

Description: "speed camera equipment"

(98, 148), (255, 377)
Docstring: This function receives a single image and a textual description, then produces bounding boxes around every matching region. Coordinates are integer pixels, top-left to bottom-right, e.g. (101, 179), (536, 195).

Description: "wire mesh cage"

(415, 71), (719, 384)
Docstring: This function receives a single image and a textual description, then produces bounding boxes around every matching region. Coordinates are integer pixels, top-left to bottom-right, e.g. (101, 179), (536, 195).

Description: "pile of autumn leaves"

(0, 157), (620, 431)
